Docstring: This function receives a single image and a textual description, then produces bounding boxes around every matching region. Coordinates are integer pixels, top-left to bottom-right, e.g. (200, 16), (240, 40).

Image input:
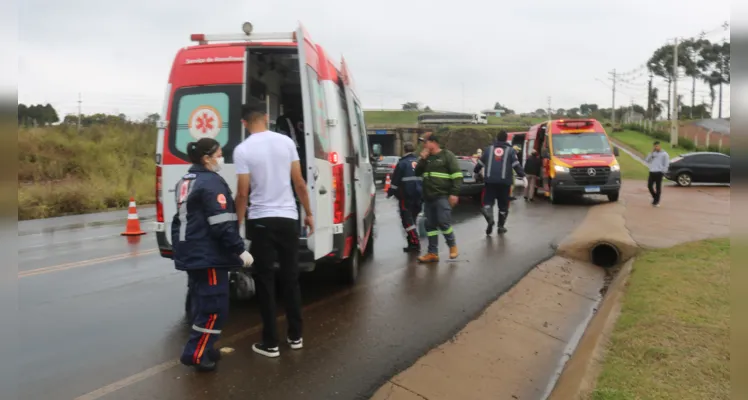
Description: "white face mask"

(211, 156), (224, 172)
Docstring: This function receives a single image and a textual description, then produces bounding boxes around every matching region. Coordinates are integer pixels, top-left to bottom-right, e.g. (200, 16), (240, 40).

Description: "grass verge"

(616, 151), (649, 181)
(610, 130), (690, 158)
(592, 238), (730, 400)
(18, 124), (156, 220)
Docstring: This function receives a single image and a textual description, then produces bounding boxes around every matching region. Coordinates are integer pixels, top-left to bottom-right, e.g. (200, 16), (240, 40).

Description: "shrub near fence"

(622, 123), (730, 155)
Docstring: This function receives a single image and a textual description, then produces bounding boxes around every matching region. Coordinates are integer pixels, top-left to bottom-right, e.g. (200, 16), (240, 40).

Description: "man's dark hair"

(241, 103), (267, 124)
(653, 141), (660, 145)
(496, 130), (508, 142)
(404, 142), (415, 153)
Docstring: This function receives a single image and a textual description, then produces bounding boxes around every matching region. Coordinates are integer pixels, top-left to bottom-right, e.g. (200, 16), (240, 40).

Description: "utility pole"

(77, 93), (82, 133)
(647, 68), (654, 121)
(608, 69), (617, 125)
(670, 38), (679, 146)
(547, 96), (552, 118)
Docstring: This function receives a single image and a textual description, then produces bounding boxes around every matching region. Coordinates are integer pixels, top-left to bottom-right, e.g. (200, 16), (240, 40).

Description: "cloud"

(19, 0), (731, 118)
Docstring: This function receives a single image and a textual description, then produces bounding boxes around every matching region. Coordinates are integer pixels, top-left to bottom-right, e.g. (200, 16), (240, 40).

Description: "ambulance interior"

(247, 48), (307, 222)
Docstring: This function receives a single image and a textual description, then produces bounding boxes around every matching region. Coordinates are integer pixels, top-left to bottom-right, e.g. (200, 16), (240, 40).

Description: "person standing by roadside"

(234, 103), (313, 358)
(387, 142), (423, 253)
(172, 138), (254, 372)
(415, 132), (462, 263)
(523, 149), (542, 202)
(645, 141), (669, 207)
(474, 130), (526, 235)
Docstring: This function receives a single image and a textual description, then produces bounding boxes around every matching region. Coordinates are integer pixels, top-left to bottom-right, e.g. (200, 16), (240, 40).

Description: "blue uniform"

(171, 164), (245, 367)
(387, 153), (423, 248)
(474, 141), (526, 230)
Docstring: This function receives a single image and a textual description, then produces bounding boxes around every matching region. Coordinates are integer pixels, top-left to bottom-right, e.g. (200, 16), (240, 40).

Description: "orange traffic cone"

(384, 174), (391, 192)
(121, 197), (147, 236)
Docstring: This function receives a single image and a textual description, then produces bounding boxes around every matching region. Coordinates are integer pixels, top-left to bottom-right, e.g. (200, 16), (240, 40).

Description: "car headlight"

(610, 164), (620, 172)
(554, 165), (569, 173)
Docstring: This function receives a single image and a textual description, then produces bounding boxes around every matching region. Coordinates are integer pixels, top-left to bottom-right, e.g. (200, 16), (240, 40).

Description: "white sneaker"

(287, 337), (303, 350)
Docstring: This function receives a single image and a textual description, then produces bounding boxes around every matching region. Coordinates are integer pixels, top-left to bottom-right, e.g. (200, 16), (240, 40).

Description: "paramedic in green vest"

(415, 132), (462, 263)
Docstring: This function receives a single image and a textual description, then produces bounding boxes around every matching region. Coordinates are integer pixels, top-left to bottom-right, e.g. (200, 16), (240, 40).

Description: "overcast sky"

(18, 0), (731, 120)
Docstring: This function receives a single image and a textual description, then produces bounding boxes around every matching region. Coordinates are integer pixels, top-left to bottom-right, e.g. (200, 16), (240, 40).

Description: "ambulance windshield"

(552, 133), (612, 156)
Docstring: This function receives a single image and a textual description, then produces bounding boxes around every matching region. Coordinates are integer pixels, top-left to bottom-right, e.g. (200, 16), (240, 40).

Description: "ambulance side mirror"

(613, 147), (620, 156)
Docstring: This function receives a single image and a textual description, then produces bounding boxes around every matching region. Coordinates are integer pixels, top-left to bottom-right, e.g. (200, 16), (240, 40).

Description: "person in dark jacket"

(523, 149), (542, 202)
(474, 130), (526, 235)
(387, 142), (423, 252)
(172, 138), (253, 372)
(415, 132), (462, 262)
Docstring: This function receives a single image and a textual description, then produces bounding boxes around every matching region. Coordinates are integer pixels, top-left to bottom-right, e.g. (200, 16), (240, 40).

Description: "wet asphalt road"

(19, 192), (591, 400)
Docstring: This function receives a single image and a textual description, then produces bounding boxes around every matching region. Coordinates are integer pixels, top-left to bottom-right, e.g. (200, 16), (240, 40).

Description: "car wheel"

(607, 191), (620, 202)
(676, 172), (692, 187)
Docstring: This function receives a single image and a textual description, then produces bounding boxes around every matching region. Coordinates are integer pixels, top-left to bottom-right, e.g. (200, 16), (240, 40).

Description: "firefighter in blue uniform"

(387, 142), (423, 252)
(474, 130), (526, 235)
(171, 138), (254, 372)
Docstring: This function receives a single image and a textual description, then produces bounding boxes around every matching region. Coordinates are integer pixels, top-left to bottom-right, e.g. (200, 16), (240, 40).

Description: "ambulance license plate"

(585, 186), (601, 193)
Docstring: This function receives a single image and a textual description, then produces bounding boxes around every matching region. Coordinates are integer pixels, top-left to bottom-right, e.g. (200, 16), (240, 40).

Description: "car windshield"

(552, 133), (612, 156)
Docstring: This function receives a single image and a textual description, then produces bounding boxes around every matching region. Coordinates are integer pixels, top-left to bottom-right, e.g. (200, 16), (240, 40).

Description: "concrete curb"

(546, 257), (635, 400)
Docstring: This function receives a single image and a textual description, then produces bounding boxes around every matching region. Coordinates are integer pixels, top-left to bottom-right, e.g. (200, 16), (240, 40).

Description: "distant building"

(481, 109), (502, 117)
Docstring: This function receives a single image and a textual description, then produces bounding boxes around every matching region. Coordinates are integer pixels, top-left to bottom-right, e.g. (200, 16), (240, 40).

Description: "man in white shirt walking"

(234, 103), (313, 358)
(645, 141), (670, 207)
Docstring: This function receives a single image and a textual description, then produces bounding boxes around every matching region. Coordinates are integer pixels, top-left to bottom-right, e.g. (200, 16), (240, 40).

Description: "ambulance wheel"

(341, 248), (361, 284)
(550, 187), (561, 204)
(363, 220), (375, 259)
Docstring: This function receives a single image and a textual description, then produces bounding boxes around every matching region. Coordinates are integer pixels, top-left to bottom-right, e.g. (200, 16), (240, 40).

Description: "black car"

(457, 157), (484, 200)
(665, 152), (730, 187)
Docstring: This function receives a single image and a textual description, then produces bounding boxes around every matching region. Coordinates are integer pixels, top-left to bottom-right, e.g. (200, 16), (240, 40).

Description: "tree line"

(18, 103), (161, 128)
(18, 104), (60, 126)
(647, 39), (730, 120)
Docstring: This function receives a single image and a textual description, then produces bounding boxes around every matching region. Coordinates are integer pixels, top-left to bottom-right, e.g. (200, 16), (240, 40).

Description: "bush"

(18, 124), (156, 220)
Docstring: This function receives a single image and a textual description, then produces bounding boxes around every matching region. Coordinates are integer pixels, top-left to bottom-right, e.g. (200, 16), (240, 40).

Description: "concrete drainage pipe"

(589, 242), (621, 268)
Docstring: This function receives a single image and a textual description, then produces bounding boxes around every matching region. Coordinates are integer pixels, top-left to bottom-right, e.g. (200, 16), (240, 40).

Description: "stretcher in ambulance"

(154, 22), (377, 299)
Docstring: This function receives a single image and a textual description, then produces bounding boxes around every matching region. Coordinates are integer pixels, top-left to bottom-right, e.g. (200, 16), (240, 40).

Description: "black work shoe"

(497, 226), (508, 234)
(287, 337), (304, 350)
(208, 348), (222, 362)
(486, 222), (494, 236)
(195, 357), (217, 372)
(252, 343), (280, 358)
(403, 245), (420, 253)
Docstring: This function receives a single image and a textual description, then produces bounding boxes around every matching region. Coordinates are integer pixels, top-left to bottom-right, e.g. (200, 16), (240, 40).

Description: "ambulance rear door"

(296, 24), (334, 260)
(340, 57), (375, 252)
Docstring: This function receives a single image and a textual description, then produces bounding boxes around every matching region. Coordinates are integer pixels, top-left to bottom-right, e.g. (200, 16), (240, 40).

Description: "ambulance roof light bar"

(190, 22), (295, 44)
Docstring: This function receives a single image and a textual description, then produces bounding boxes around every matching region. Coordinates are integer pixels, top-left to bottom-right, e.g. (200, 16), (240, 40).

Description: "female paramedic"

(171, 138), (253, 372)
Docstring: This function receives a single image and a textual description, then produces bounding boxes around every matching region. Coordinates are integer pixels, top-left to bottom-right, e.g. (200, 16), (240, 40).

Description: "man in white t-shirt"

(234, 103), (313, 359)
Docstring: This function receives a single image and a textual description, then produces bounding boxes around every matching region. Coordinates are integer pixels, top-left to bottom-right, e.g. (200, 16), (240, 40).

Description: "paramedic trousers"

(482, 183), (512, 227)
(424, 196), (456, 254)
(181, 268), (230, 366)
(248, 217), (303, 348)
(398, 198), (422, 247)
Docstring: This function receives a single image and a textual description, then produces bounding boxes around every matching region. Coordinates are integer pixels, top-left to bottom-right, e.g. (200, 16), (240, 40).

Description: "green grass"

(610, 130), (690, 158)
(363, 110), (547, 126)
(364, 111), (420, 125)
(616, 151), (649, 181)
(18, 124), (156, 220)
(592, 238), (730, 400)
